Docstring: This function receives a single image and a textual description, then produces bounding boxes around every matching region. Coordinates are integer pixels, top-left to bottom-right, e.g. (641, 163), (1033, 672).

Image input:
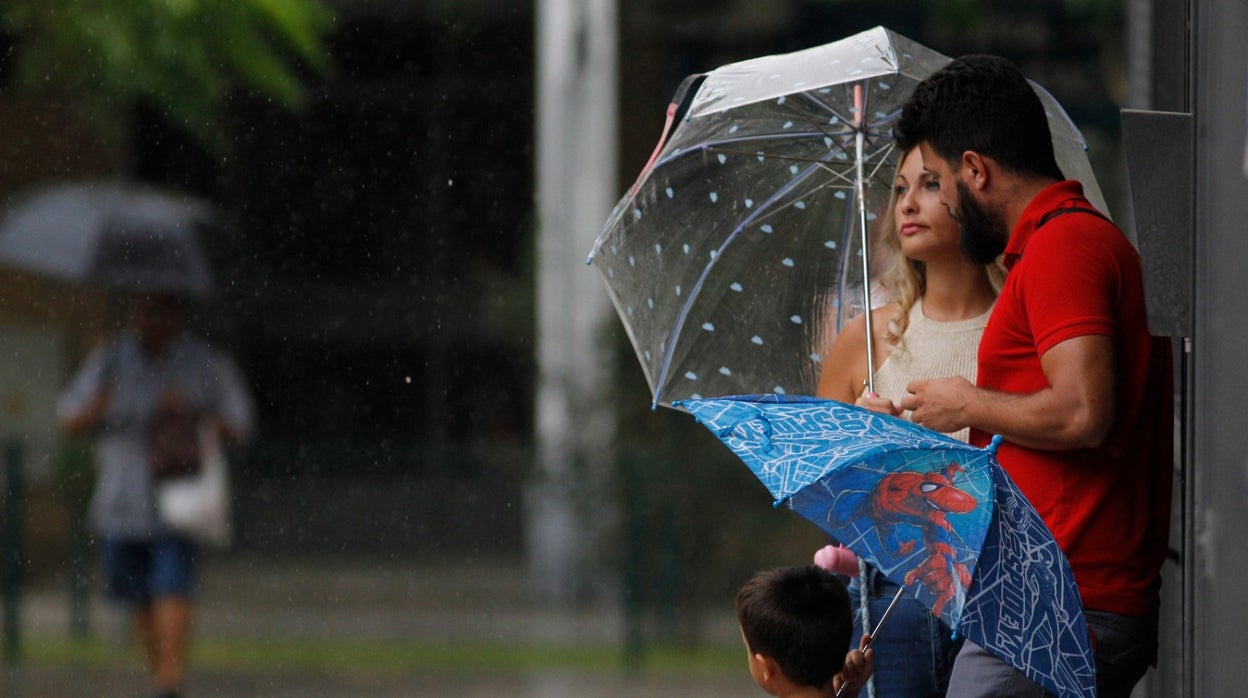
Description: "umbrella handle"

(835, 585), (905, 698)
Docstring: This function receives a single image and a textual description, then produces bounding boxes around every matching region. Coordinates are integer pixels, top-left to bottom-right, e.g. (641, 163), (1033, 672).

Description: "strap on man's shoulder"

(1037, 206), (1111, 228)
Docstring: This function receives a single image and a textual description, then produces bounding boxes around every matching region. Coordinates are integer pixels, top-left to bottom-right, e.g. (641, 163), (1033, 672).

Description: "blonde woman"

(813, 145), (1003, 696)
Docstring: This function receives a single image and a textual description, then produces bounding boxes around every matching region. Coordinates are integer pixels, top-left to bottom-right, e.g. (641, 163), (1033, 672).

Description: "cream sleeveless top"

(872, 299), (993, 443)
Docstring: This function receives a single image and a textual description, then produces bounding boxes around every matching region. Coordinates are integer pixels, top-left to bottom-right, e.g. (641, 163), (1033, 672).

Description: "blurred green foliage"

(0, 0), (335, 154)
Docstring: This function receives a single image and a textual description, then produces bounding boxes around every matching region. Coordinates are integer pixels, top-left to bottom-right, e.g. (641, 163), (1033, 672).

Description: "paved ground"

(4, 554), (755, 697)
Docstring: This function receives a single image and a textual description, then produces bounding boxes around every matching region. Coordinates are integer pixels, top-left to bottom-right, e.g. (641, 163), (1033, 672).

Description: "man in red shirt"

(895, 55), (1173, 698)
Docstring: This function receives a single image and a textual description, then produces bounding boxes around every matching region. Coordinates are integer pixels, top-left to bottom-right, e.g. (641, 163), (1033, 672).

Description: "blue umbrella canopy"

(679, 394), (1096, 698)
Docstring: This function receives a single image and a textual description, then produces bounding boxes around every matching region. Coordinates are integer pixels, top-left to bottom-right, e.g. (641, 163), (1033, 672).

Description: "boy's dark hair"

(736, 565), (852, 688)
(896, 54), (1064, 181)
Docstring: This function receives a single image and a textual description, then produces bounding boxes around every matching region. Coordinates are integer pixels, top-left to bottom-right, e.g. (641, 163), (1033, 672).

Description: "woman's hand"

(854, 391), (901, 417)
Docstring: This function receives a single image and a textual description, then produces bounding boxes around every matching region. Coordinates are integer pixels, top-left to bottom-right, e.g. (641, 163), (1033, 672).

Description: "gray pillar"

(530, 0), (618, 601)
(1192, 0), (1248, 695)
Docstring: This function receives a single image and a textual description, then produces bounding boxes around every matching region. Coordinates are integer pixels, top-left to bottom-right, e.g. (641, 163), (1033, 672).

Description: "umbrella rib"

(651, 150), (847, 404)
(656, 129), (850, 170)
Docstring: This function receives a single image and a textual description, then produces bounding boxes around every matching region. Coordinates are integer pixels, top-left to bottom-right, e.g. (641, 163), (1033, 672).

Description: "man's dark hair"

(896, 54), (1064, 181)
(736, 565), (852, 688)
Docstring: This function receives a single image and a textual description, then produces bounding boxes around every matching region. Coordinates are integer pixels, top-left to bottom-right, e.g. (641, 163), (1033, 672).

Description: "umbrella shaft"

(835, 586), (904, 698)
(854, 82), (876, 393)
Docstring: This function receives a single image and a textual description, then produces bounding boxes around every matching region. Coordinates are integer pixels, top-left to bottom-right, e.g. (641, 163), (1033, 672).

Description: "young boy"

(737, 565), (873, 697)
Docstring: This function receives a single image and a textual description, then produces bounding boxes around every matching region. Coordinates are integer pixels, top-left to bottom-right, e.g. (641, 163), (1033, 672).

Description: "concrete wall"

(1191, 0), (1248, 695)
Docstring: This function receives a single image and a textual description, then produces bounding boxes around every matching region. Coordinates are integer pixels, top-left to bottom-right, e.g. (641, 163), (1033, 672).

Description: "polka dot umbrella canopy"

(588, 26), (1107, 409)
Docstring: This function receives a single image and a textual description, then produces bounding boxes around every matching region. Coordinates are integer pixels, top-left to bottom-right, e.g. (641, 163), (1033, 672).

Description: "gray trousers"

(945, 610), (1157, 698)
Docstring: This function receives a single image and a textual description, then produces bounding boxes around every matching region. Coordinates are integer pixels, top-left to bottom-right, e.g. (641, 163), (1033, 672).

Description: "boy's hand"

(832, 634), (874, 697)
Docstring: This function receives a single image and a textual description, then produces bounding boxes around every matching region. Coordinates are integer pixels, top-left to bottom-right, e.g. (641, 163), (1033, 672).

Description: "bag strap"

(1037, 205), (1110, 228)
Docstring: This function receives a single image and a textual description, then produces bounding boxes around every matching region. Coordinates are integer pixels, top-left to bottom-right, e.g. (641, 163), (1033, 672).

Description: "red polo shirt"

(972, 181), (1172, 617)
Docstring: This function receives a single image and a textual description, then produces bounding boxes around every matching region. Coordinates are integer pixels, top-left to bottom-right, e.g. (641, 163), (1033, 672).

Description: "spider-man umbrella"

(677, 394), (1095, 698)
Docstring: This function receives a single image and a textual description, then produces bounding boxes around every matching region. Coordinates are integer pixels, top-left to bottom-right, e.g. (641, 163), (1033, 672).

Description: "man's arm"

(900, 334), (1115, 450)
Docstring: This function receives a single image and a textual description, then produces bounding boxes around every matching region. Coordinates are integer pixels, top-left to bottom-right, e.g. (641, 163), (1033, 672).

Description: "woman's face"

(893, 147), (961, 263)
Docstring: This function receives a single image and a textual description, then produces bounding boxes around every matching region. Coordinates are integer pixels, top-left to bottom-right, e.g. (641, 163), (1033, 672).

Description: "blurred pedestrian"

(895, 54), (1173, 698)
(736, 565), (873, 698)
(814, 142), (1002, 695)
(58, 291), (255, 698)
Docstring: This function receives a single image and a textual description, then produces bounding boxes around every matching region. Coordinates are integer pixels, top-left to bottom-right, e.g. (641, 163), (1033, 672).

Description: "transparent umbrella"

(588, 26), (1108, 409)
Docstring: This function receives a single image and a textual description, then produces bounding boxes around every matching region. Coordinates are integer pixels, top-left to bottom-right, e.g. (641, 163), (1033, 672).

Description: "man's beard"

(953, 180), (1008, 264)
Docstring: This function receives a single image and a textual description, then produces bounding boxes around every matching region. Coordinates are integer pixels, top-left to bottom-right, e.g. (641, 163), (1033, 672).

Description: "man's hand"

(899, 376), (977, 434)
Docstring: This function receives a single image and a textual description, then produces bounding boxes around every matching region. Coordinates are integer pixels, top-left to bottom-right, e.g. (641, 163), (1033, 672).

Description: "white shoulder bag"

(157, 423), (232, 548)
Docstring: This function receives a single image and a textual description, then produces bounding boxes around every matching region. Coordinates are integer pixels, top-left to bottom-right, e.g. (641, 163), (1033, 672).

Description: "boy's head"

(736, 565), (852, 692)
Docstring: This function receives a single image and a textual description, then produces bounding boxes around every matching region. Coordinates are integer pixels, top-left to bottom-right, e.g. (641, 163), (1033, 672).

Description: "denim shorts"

(100, 535), (198, 605)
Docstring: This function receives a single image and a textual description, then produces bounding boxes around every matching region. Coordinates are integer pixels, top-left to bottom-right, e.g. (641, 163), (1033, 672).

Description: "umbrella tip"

(987, 434), (1004, 455)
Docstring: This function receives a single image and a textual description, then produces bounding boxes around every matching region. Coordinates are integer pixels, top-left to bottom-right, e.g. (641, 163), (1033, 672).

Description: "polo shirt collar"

(1002, 180), (1086, 270)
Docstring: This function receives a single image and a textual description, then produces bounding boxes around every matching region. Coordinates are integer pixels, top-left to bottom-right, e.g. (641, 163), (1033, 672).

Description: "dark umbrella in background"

(0, 180), (218, 297)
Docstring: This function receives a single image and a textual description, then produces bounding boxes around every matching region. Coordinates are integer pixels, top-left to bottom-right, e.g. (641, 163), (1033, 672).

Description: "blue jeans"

(850, 568), (963, 698)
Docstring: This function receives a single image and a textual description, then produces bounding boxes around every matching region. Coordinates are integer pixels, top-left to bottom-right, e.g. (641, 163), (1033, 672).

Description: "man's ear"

(961, 151), (991, 191)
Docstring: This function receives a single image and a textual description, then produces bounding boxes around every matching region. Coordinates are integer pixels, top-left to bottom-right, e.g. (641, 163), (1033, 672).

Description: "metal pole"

(530, 0), (619, 601)
(853, 83), (876, 393)
(2, 439), (24, 663)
